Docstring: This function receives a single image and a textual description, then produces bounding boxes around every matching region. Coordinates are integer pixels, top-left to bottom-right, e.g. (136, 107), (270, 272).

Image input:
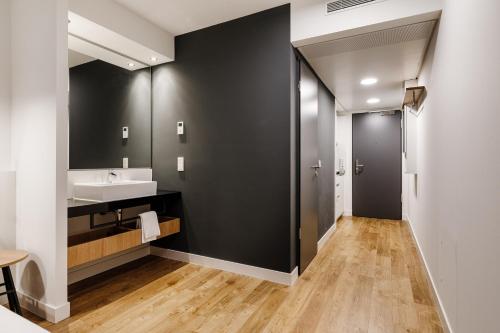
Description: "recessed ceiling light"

(361, 77), (378, 85)
(150, 56), (158, 62)
(367, 98), (380, 104)
(128, 62), (135, 67)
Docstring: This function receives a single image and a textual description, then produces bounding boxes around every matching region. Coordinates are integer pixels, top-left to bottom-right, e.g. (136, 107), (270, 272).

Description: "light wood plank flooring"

(27, 216), (444, 332)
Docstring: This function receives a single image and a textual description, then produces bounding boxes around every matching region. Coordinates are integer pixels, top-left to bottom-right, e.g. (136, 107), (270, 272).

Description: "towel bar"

(89, 205), (169, 230)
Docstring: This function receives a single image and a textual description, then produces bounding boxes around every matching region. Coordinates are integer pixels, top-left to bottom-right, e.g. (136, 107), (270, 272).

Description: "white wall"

(403, 1), (500, 332)
(10, 0), (70, 323)
(0, 0), (11, 172)
(336, 113), (352, 215)
(0, 0), (15, 306)
(0, 173), (15, 249)
(0, 0), (15, 246)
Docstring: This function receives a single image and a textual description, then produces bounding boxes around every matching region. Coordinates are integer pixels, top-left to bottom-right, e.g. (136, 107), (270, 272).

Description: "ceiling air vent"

(326, 0), (378, 14)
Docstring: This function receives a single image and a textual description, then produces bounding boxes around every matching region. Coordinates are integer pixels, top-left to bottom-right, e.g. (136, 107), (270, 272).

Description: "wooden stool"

(0, 250), (28, 316)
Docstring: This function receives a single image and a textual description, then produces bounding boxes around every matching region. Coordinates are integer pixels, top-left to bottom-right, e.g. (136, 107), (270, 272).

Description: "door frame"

(294, 50), (302, 274)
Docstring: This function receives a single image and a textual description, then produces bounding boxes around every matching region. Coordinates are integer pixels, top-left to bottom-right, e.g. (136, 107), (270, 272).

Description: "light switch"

(123, 157), (129, 169)
(177, 157), (184, 172)
(177, 121), (184, 135)
(122, 126), (129, 139)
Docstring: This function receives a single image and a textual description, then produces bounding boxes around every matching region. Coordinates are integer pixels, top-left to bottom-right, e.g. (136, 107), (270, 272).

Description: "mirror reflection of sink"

(73, 180), (157, 202)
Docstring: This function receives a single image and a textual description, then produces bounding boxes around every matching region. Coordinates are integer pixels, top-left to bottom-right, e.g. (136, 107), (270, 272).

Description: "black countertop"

(67, 190), (181, 218)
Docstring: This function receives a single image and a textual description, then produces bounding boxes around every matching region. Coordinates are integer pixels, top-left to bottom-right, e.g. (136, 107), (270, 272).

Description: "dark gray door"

(299, 63), (319, 273)
(352, 111), (402, 220)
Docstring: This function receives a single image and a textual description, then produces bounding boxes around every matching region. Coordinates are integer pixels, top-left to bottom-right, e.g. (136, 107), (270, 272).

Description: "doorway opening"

(295, 17), (437, 273)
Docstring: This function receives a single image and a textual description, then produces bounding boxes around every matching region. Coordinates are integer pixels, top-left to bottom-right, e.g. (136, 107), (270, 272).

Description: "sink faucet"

(107, 169), (119, 183)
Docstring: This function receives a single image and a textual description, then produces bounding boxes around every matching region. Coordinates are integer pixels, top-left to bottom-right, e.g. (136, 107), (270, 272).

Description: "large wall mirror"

(68, 50), (152, 169)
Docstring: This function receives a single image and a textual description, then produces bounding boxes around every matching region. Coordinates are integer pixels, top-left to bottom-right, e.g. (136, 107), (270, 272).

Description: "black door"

(299, 62), (319, 273)
(352, 111), (402, 220)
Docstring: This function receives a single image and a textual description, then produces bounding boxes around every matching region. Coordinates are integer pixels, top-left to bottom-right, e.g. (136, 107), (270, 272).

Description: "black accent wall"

(152, 5), (294, 273)
(69, 60), (152, 169)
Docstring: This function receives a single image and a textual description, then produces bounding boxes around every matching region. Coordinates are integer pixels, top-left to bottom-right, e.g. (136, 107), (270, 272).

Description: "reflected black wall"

(69, 60), (151, 169)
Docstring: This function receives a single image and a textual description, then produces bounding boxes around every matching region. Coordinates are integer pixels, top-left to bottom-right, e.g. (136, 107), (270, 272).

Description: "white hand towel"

(137, 211), (160, 243)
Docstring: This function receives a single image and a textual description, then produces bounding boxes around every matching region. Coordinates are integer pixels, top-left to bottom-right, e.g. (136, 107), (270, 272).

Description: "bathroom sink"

(73, 180), (157, 202)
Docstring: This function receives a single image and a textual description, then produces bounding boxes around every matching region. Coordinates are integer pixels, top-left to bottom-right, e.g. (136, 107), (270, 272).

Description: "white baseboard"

(318, 222), (337, 250)
(405, 218), (453, 333)
(68, 245), (150, 284)
(289, 266), (298, 286)
(18, 292), (70, 323)
(344, 210), (352, 217)
(151, 247), (298, 286)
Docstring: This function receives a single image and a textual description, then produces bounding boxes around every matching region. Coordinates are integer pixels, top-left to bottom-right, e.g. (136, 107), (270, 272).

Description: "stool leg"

(2, 267), (23, 316)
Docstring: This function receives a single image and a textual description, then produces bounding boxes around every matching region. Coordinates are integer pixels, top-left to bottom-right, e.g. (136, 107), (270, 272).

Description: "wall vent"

(326, 0), (378, 14)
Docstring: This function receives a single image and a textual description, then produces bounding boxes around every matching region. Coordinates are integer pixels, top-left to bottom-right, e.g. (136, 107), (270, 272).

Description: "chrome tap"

(107, 169), (118, 183)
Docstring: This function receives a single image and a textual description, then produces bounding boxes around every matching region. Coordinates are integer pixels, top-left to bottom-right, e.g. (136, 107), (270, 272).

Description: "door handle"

(311, 159), (322, 169)
(311, 160), (322, 176)
(355, 159), (365, 175)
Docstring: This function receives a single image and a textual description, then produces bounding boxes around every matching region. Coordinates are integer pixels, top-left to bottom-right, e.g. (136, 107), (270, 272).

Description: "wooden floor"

(27, 217), (444, 332)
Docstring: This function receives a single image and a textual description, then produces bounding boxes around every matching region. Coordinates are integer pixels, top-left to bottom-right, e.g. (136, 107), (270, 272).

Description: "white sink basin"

(73, 180), (157, 202)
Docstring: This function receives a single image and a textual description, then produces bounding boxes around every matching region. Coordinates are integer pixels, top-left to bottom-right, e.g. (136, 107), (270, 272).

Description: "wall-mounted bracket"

(402, 86), (426, 114)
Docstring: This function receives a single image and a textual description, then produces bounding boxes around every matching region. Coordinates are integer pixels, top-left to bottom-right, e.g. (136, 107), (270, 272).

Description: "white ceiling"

(299, 20), (436, 112)
(114, 0), (290, 36)
(68, 49), (94, 68)
(68, 11), (167, 70)
(68, 34), (149, 71)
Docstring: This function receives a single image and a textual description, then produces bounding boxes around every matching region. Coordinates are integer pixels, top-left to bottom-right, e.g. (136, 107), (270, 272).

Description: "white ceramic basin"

(73, 180), (157, 202)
